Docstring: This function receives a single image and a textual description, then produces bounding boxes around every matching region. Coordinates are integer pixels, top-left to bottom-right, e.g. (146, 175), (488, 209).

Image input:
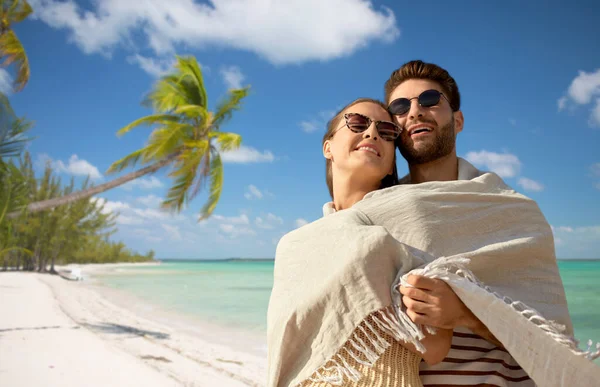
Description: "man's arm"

(399, 275), (504, 348)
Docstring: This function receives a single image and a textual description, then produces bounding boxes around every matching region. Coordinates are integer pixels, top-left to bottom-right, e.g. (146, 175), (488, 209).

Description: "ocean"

(95, 259), (600, 356)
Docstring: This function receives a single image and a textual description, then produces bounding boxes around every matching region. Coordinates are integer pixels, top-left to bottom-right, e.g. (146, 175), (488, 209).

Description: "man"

(385, 60), (572, 386)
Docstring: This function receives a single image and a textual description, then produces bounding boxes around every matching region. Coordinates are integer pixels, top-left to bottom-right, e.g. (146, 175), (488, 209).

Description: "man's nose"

(408, 100), (425, 120)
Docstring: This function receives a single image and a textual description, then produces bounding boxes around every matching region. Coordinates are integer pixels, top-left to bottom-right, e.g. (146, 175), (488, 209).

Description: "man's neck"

(407, 152), (459, 184)
(332, 177), (379, 211)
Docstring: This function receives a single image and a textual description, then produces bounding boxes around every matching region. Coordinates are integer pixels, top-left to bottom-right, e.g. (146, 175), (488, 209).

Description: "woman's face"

(323, 102), (396, 186)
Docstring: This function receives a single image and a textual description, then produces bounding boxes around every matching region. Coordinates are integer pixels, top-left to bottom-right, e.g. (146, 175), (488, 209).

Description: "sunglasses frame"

(388, 89), (451, 116)
(333, 112), (402, 142)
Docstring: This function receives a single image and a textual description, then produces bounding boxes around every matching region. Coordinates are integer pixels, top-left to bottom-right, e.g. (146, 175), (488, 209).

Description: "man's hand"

(399, 275), (503, 347)
(399, 275), (473, 329)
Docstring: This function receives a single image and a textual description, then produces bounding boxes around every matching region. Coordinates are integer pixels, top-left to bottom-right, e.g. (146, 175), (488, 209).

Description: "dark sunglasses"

(388, 89), (450, 116)
(336, 113), (401, 141)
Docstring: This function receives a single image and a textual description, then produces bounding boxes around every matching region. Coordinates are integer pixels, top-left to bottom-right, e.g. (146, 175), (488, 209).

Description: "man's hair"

(384, 60), (461, 112)
(323, 98), (399, 199)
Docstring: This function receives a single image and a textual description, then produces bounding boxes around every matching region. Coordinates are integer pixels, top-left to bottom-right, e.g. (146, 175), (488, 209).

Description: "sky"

(3, 0), (600, 259)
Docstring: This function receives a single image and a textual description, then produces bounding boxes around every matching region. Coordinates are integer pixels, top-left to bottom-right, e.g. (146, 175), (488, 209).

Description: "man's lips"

(407, 124), (434, 137)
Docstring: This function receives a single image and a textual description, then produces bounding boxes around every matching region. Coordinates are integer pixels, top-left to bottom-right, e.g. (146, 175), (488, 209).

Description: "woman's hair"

(322, 98), (399, 199)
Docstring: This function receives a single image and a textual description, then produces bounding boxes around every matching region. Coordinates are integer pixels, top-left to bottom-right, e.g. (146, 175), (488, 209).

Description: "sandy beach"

(0, 264), (267, 387)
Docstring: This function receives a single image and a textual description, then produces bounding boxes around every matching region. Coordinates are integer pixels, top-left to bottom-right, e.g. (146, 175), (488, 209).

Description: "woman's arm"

(402, 327), (453, 365)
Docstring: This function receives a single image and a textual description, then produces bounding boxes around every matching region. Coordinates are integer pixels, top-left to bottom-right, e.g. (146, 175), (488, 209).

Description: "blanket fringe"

(303, 304), (426, 386)
(410, 256), (600, 361)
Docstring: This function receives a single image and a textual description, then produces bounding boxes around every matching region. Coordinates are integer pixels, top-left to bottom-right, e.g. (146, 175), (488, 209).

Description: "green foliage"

(0, 0), (33, 91)
(1, 153), (155, 271)
(109, 55), (250, 220)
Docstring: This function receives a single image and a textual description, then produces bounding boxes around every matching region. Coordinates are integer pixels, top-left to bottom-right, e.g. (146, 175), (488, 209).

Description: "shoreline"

(0, 266), (267, 386)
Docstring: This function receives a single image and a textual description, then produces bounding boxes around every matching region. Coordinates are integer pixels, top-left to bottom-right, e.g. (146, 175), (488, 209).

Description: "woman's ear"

(323, 140), (333, 160)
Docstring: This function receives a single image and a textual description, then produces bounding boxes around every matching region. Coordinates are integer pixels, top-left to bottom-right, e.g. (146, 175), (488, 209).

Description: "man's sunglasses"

(388, 89), (450, 116)
(336, 113), (401, 141)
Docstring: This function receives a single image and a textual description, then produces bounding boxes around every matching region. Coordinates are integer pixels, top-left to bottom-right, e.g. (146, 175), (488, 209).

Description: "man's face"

(388, 79), (463, 165)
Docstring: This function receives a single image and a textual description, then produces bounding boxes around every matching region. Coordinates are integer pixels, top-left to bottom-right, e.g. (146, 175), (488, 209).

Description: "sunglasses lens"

(388, 99), (410, 115)
(419, 89), (442, 107)
(346, 114), (370, 133)
(377, 122), (400, 141)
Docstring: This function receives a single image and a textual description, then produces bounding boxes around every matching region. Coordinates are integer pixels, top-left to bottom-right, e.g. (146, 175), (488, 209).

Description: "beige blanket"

(267, 159), (600, 387)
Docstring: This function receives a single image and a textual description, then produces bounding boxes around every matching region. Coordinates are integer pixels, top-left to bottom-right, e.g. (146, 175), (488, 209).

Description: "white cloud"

(136, 194), (163, 207)
(255, 213), (283, 229)
(517, 177), (544, 192)
(558, 68), (600, 126)
(221, 145), (275, 163)
(300, 109), (336, 133)
(161, 224), (182, 241)
(465, 150), (521, 178)
(121, 176), (164, 191)
(38, 153), (103, 180)
(566, 69), (600, 105)
(219, 223), (256, 237)
(557, 96), (568, 111)
(590, 163), (600, 177)
(127, 54), (175, 77)
(220, 66), (244, 89)
(244, 185), (263, 200)
(101, 200), (130, 214)
(508, 119), (517, 126)
(212, 214), (250, 225)
(0, 68), (12, 94)
(295, 218), (308, 228)
(591, 99), (600, 128)
(552, 225), (600, 258)
(93, 196), (184, 225)
(29, 0), (399, 65)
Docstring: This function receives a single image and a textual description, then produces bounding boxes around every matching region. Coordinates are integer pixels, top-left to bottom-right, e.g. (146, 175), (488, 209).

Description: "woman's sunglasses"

(337, 113), (401, 142)
(388, 89), (450, 116)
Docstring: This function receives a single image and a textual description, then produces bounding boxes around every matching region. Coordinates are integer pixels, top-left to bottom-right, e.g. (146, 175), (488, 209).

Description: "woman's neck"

(332, 177), (380, 211)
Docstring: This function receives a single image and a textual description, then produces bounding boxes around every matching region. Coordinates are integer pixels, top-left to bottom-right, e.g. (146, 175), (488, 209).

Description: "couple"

(267, 61), (600, 387)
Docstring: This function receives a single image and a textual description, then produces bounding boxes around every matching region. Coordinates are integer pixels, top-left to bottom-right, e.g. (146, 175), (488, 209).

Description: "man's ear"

(323, 140), (333, 160)
(453, 111), (464, 135)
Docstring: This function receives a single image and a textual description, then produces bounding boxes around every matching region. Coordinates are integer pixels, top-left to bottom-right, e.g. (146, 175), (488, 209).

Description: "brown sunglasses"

(334, 113), (402, 141)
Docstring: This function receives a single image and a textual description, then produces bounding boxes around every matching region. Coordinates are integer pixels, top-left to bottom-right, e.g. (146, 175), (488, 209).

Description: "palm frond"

(7, 0), (33, 24)
(174, 56), (207, 108)
(145, 124), (188, 160)
(198, 151), (223, 221)
(209, 131), (242, 152)
(162, 151), (204, 212)
(212, 87), (250, 129)
(144, 75), (189, 113)
(0, 113), (33, 160)
(189, 151), (210, 201)
(106, 148), (147, 174)
(0, 30), (29, 91)
(116, 113), (179, 137)
(173, 104), (209, 121)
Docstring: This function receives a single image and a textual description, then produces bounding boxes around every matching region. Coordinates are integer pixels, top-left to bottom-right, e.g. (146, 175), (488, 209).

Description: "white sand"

(0, 267), (267, 387)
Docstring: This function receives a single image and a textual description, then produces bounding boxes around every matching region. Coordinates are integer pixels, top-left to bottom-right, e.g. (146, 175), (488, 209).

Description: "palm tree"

(8, 55), (249, 220)
(0, 0), (33, 92)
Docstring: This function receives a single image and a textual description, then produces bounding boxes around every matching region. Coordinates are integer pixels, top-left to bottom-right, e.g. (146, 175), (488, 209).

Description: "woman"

(268, 98), (452, 387)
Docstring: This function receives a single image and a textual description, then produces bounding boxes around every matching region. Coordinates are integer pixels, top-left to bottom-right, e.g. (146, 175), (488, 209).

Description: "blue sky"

(3, 0), (599, 259)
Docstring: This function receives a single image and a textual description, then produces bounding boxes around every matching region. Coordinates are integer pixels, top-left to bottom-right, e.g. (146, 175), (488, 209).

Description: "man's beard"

(398, 119), (456, 165)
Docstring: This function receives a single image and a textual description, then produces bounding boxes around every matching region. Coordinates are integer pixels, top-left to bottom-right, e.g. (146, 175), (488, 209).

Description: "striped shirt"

(419, 327), (533, 386)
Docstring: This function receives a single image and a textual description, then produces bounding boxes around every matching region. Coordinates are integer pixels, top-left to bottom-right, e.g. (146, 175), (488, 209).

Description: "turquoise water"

(97, 260), (600, 349)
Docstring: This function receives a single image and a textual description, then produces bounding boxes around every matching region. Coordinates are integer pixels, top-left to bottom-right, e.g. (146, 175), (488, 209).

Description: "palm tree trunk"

(7, 155), (177, 218)
(49, 242), (62, 274)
